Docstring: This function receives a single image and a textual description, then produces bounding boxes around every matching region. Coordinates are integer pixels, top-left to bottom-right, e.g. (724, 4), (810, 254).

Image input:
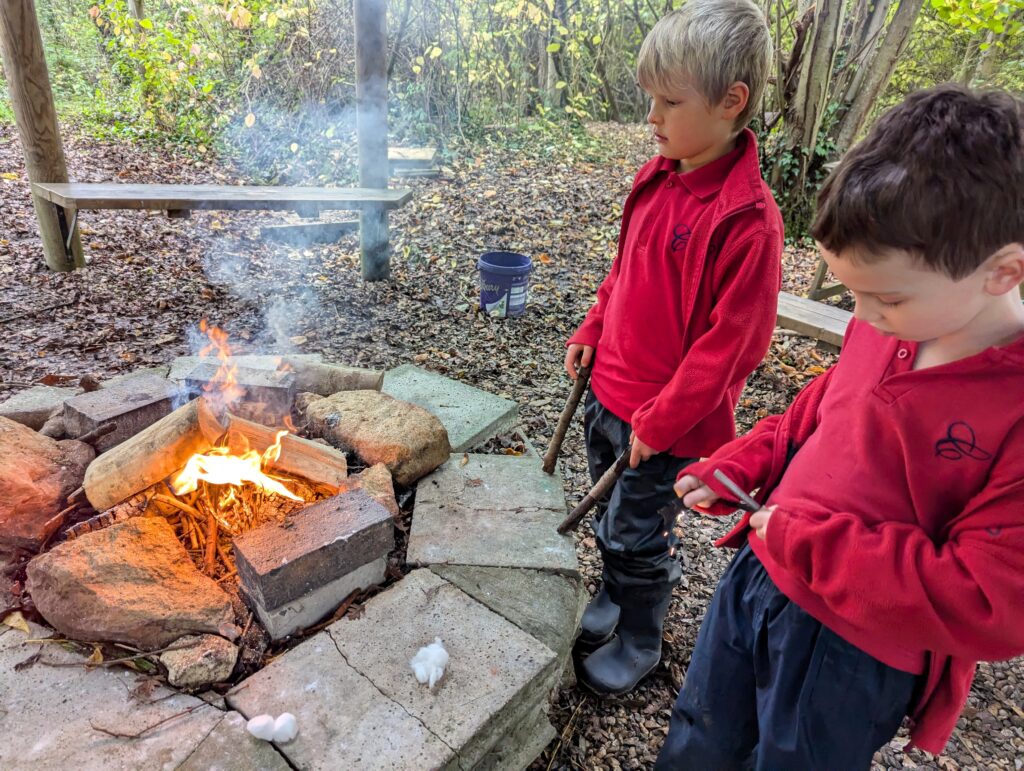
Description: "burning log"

(83, 400), (208, 512)
(197, 399), (348, 491)
(279, 358), (384, 395)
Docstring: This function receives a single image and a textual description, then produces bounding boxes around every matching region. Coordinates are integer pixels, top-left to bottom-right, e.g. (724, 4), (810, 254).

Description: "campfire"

(66, 323), (339, 583)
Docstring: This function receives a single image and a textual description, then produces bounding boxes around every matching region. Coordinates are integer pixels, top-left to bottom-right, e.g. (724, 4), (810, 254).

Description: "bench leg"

(808, 256), (846, 301)
(360, 204), (390, 281)
(35, 198), (84, 271)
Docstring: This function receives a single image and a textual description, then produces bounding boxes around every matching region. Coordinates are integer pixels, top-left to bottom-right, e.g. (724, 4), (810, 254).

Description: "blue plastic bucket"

(477, 251), (532, 317)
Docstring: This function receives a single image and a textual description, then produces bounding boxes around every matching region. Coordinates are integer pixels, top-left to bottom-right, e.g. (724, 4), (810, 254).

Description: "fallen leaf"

(2, 611), (30, 634)
(87, 645), (104, 665)
(460, 453), (469, 466)
(0, 172), (18, 181)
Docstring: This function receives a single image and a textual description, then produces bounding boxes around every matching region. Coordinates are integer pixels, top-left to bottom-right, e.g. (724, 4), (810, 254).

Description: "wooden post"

(0, 0), (83, 271)
(355, 0), (390, 281)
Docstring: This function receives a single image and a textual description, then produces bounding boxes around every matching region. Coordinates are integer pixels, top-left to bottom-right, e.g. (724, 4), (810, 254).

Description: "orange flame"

(171, 429), (301, 505)
(199, 320), (246, 410)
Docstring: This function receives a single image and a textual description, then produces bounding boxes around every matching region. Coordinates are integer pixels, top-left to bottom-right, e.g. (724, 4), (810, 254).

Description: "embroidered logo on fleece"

(671, 224), (691, 252)
(934, 421), (992, 461)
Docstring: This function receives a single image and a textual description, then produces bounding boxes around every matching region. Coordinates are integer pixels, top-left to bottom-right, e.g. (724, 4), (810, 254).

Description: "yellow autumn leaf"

(482, 190), (497, 198)
(266, 11), (278, 27)
(290, 143), (299, 153)
(244, 112), (256, 128)
(0, 172), (19, 180)
(251, 63), (262, 79)
(2, 611), (30, 634)
(87, 645), (104, 665)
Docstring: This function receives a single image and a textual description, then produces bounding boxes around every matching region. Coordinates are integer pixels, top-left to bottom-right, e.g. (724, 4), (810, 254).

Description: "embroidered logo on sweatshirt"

(934, 421), (991, 461)
(671, 223), (691, 252)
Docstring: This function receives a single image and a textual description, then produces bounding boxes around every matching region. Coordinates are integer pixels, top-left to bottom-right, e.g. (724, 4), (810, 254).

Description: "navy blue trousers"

(584, 390), (694, 604)
(656, 544), (918, 770)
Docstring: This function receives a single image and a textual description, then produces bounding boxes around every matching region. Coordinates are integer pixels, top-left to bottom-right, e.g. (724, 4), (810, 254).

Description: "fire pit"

(0, 341), (584, 770)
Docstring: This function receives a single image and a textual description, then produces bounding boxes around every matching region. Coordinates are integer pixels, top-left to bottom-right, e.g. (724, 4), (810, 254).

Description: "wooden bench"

(389, 147), (439, 178)
(31, 182), (413, 267)
(776, 291), (852, 349)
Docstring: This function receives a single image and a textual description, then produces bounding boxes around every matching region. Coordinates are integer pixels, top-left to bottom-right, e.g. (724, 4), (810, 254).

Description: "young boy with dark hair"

(564, 0), (783, 695)
(657, 84), (1024, 769)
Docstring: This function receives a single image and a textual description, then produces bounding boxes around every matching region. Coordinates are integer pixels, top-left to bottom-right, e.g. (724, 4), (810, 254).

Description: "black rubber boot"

(580, 591), (672, 696)
(577, 584), (621, 647)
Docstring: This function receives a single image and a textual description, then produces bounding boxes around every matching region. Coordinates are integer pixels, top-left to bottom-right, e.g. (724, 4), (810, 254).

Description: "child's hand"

(749, 506), (776, 540)
(564, 344), (594, 380)
(674, 474), (720, 510)
(628, 432), (656, 468)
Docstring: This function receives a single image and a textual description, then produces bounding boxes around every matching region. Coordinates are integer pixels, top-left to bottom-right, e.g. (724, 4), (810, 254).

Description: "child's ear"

(984, 242), (1024, 296)
(720, 82), (750, 122)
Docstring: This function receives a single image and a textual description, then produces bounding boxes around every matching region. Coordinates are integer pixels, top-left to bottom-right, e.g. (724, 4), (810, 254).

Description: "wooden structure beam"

(0, 0), (83, 271)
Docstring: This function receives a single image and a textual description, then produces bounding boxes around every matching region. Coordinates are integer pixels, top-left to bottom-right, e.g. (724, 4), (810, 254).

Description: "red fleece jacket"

(567, 129), (783, 458)
(686, 319), (1024, 754)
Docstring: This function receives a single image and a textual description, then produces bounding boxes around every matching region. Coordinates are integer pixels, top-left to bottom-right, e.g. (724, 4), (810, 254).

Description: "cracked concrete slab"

(327, 569), (559, 769)
(0, 622), (223, 770)
(227, 631), (456, 770)
(176, 711), (292, 771)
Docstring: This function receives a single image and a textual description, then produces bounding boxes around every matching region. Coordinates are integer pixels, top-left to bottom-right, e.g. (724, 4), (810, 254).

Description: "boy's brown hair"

(812, 84), (1024, 280)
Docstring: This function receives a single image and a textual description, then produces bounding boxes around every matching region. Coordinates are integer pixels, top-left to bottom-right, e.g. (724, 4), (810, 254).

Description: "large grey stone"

(327, 569), (559, 769)
(227, 631), (457, 770)
(249, 556), (386, 641)
(408, 454), (577, 575)
(430, 565), (585, 666)
(177, 711), (292, 771)
(63, 374), (176, 452)
(0, 621), (224, 770)
(233, 489), (393, 610)
(0, 385), (78, 430)
(168, 354), (322, 383)
(383, 364), (518, 452)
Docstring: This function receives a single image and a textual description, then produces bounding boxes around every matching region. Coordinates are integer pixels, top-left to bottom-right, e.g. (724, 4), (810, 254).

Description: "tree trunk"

(128, 0), (144, 21)
(955, 35), (981, 84)
(354, 0), (390, 281)
(0, 0), (84, 271)
(835, 0), (891, 112)
(832, 0), (923, 153)
(972, 29), (1001, 83)
(770, 0), (846, 192)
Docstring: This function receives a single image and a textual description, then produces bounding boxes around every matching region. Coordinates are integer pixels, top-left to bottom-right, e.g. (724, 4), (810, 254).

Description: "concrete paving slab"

(102, 366), (171, 389)
(0, 622), (223, 770)
(327, 569), (559, 769)
(0, 385), (78, 430)
(408, 454), (577, 574)
(475, 706), (557, 771)
(382, 364), (518, 452)
(430, 565), (585, 664)
(227, 631), (456, 771)
(176, 711), (292, 771)
(168, 353), (322, 382)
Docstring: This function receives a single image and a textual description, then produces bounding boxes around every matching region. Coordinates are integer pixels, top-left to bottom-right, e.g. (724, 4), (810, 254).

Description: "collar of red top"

(640, 129), (764, 210)
(652, 141), (745, 200)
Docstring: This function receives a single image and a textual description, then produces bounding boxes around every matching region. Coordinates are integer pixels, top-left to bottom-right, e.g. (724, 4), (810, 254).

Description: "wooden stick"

(557, 448), (630, 535)
(542, 366), (591, 474)
(204, 508), (218, 575)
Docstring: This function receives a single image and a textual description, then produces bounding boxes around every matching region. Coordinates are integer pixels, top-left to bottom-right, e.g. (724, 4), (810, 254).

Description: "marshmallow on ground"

(273, 712), (298, 743)
(246, 714), (275, 741)
(410, 637), (449, 689)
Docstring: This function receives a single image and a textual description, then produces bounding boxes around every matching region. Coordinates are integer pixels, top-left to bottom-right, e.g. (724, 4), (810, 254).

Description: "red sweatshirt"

(686, 319), (1024, 753)
(567, 129), (783, 458)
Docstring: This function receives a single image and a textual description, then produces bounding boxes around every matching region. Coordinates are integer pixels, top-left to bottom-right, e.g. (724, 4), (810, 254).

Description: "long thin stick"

(557, 448), (630, 534)
(542, 365), (591, 474)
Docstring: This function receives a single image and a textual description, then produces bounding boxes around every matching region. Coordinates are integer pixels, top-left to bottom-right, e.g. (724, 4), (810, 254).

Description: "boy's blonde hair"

(637, 0), (773, 129)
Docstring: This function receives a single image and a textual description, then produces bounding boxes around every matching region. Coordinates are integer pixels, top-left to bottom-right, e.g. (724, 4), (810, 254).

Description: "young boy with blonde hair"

(658, 84), (1024, 769)
(565, 0), (783, 695)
